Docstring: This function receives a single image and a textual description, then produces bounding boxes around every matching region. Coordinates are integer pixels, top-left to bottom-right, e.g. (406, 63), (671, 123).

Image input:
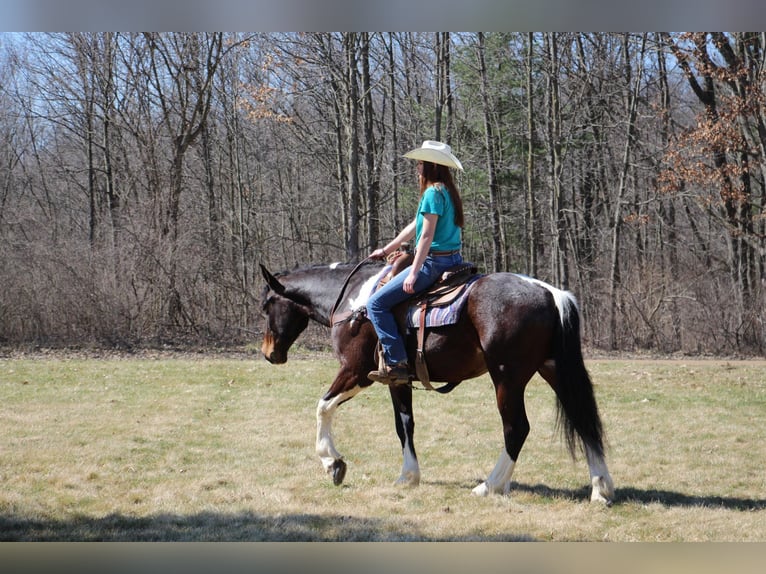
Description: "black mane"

(261, 260), (385, 323)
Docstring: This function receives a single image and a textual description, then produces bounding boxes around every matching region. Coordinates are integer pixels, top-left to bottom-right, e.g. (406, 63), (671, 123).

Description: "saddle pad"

(406, 275), (481, 329)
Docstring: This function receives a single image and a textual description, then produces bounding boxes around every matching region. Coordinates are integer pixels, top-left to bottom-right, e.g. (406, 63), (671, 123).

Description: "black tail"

(551, 295), (606, 460)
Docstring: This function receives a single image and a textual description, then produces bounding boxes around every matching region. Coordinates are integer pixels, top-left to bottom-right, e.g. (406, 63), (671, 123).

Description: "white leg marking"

(316, 386), (363, 474)
(395, 411), (420, 487)
(585, 445), (615, 504)
(472, 449), (516, 496)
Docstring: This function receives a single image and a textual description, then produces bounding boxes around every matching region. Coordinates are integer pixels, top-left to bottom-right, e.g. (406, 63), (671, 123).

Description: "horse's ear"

(260, 264), (286, 295)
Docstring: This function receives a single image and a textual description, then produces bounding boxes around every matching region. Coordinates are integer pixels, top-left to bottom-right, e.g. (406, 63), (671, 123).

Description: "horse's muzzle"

(263, 351), (287, 364)
(261, 334), (287, 364)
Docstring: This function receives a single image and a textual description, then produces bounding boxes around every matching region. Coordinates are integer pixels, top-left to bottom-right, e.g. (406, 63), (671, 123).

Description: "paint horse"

(259, 260), (614, 503)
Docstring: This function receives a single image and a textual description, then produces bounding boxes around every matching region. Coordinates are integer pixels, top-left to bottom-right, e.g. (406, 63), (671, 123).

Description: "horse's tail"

(547, 287), (606, 460)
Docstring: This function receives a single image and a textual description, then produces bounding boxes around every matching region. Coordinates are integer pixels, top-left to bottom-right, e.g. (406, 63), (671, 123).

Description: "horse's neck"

(288, 267), (374, 325)
(321, 265), (383, 323)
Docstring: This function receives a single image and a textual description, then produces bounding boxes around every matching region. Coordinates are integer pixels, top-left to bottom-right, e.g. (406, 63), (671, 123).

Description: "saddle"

(377, 250), (477, 299)
(378, 250), (479, 389)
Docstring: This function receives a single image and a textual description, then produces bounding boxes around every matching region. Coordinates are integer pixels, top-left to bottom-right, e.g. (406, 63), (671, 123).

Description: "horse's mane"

(275, 260), (372, 277)
(260, 260), (383, 300)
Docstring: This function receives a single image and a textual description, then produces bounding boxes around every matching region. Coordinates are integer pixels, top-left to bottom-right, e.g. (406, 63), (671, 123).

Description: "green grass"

(0, 353), (764, 541)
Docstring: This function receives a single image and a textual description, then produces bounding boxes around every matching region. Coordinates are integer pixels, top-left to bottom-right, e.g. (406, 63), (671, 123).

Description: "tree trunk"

(344, 33), (361, 261)
(361, 33), (379, 254)
(525, 33), (538, 277)
(545, 32), (566, 287)
(386, 33), (402, 231)
(477, 33), (504, 272)
(608, 33), (646, 349)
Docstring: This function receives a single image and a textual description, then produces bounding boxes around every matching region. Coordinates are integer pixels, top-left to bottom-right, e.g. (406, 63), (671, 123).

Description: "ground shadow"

(3, 484), (762, 541)
(414, 477), (766, 511)
(0, 510), (534, 542)
(511, 481), (766, 511)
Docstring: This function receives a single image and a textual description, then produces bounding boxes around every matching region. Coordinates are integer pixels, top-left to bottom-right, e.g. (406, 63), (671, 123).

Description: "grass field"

(0, 351), (764, 542)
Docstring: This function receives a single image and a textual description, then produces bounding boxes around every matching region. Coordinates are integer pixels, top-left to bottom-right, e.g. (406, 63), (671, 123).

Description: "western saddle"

(376, 249), (478, 389)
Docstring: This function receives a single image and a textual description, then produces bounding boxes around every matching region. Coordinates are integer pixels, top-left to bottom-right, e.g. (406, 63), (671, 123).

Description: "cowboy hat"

(403, 140), (463, 171)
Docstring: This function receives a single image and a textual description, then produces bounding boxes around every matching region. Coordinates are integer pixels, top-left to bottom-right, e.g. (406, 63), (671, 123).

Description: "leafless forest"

(0, 32), (763, 355)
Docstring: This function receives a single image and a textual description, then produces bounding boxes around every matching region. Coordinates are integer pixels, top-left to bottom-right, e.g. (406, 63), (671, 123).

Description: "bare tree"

(664, 32), (766, 351)
(608, 33), (646, 349)
(544, 32), (567, 287)
(525, 33), (538, 277)
(0, 31), (762, 354)
(142, 32), (225, 326)
(476, 33), (504, 272)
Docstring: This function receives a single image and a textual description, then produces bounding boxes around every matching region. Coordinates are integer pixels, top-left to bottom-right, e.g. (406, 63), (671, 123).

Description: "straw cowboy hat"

(403, 140), (463, 171)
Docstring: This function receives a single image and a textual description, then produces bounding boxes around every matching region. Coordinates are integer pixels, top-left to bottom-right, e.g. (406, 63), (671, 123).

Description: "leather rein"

(329, 256), (373, 326)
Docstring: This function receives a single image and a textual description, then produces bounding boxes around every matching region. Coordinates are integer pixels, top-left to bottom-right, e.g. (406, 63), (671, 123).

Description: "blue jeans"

(366, 252), (463, 365)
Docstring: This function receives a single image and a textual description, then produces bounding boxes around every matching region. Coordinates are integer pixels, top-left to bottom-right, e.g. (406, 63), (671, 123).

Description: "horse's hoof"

(394, 472), (420, 487)
(471, 481), (510, 496)
(471, 482), (490, 497)
(590, 492), (614, 506)
(331, 459), (347, 485)
(590, 475), (615, 506)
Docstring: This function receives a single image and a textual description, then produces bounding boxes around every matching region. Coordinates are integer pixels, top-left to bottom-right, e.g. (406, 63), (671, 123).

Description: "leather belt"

(429, 249), (460, 256)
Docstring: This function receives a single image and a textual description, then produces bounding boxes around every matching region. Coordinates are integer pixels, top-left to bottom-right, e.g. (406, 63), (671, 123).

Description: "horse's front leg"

(389, 384), (420, 487)
(316, 374), (365, 485)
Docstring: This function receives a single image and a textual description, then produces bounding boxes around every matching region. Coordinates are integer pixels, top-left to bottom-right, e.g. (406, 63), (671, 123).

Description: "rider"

(367, 140), (465, 384)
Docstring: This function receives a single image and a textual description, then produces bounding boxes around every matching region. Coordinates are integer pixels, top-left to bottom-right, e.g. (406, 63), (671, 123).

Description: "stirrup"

(367, 362), (411, 385)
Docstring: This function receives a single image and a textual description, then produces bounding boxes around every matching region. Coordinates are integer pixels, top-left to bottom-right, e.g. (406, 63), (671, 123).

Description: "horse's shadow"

(424, 478), (766, 511)
(511, 481), (766, 511)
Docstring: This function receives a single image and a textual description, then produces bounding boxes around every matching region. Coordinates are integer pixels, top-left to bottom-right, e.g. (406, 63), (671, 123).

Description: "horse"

(259, 260), (614, 504)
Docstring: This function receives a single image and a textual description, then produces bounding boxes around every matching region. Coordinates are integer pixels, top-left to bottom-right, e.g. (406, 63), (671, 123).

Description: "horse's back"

(469, 272), (563, 317)
(465, 272), (564, 358)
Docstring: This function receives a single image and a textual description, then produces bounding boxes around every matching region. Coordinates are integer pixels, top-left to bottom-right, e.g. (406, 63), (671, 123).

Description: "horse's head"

(259, 264), (313, 364)
(259, 260), (383, 363)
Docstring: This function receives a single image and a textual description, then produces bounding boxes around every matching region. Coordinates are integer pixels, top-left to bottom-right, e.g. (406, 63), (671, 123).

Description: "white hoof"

(590, 475), (615, 505)
(472, 481), (510, 496)
(394, 471), (420, 487)
(472, 482), (490, 496)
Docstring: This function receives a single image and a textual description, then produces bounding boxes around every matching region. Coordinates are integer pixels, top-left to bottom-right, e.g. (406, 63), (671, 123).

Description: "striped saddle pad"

(406, 274), (481, 329)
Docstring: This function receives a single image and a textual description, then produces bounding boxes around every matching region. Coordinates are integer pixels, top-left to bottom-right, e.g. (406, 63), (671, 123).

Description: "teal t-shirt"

(415, 183), (462, 252)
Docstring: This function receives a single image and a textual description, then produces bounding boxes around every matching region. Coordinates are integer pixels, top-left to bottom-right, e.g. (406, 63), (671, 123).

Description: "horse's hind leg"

(473, 369), (531, 496)
(585, 444), (614, 505)
(389, 384), (420, 487)
(537, 361), (615, 504)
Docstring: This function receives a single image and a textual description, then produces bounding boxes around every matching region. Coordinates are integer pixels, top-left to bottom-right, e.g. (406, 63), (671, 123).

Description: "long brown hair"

(419, 161), (465, 227)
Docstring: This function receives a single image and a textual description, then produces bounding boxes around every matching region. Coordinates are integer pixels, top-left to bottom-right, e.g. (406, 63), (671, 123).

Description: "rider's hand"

(370, 248), (388, 260)
(403, 272), (417, 294)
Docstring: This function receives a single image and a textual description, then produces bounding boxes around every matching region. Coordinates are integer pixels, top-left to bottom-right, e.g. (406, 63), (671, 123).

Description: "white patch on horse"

(472, 449), (516, 496)
(515, 274), (578, 328)
(348, 266), (391, 311)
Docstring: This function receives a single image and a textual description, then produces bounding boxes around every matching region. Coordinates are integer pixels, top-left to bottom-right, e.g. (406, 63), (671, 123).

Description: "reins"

(329, 256), (372, 326)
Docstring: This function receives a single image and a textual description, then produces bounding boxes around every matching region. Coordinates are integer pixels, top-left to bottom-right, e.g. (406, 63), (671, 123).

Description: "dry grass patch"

(0, 354), (764, 541)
